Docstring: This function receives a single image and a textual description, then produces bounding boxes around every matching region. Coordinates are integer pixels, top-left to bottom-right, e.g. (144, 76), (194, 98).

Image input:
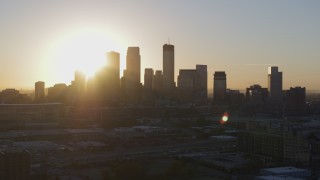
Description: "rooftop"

(260, 167), (310, 176)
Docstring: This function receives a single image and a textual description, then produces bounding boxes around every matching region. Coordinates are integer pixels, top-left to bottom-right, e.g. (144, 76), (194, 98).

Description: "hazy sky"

(0, 0), (319, 90)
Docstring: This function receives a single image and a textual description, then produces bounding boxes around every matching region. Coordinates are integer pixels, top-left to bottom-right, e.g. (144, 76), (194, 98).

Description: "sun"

(51, 27), (125, 83)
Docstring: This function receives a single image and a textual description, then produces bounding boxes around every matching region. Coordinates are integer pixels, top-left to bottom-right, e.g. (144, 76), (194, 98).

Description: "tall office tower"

(153, 70), (163, 93)
(126, 47), (141, 84)
(35, 81), (45, 102)
(214, 71), (227, 103)
(144, 68), (154, 90)
(268, 66), (283, 103)
(123, 47), (141, 102)
(177, 65), (207, 102)
(106, 51), (120, 101)
(74, 70), (86, 96)
(107, 51), (120, 83)
(86, 77), (96, 101)
(285, 87), (306, 116)
(120, 70), (128, 101)
(163, 44), (175, 95)
(196, 65), (208, 101)
(177, 70), (198, 101)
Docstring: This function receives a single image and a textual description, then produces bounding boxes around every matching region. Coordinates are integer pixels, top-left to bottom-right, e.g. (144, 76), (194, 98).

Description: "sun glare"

(220, 112), (229, 125)
(51, 28), (125, 82)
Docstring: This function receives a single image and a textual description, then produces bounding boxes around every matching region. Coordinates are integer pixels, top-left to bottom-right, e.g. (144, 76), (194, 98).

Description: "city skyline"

(1, 1), (320, 179)
(0, 1), (320, 90)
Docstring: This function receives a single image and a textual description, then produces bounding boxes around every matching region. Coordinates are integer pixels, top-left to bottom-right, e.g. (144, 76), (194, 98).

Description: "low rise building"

(0, 103), (61, 122)
(259, 166), (311, 178)
(0, 149), (30, 180)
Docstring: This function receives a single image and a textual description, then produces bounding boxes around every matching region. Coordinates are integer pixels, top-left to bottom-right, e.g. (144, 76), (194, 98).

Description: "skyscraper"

(177, 69), (198, 101)
(35, 81), (45, 102)
(177, 65), (208, 102)
(126, 47), (141, 84)
(123, 47), (141, 102)
(93, 51), (121, 103)
(163, 44), (175, 95)
(246, 84), (268, 104)
(153, 70), (163, 93)
(196, 65), (208, 101)
(144, 68), (154, 90)
(268, 66), (283, 103)
(107, 51), (120, 84)
(47, 83), (67, 102)
(74, 70), (86, 96)
(107, 51), (120, 100)
(214, 71), (227, 103)
(285, 87), (306, 116)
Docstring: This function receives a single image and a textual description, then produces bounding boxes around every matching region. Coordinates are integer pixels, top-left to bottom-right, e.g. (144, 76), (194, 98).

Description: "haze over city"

(2, 1), (320, 179)
(0, 0), (320, 90)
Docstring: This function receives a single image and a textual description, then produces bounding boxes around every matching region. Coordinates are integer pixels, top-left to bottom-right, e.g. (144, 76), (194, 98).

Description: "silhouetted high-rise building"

(123, 47), (141, 102)
(35, 81), (45, 102)
(47, 83), (67, 102)
(177, 65), (207, 102)
(74, 70), (86, 97)
(177, 65), (208, 102)
(163, 44), (175, 95)
(106, 51), (120, 101)
(196, 65), (208, 102)
(86, 77), (96, 101)
(245, 84), (269, 115)
(144, 68), (154, 90)
(153, 70), (163, 93)
(93, 51), (121, 103)
(246, 84), (268, 104)
(226, 89), (245, 105)
(178, 70), (197, 102)
(126, 47), (141, 84)
(107, 51), (120, 81)
(214, 71), (227, 103)
(285, 87), (306, 116)
(268, 66), (283, 103)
